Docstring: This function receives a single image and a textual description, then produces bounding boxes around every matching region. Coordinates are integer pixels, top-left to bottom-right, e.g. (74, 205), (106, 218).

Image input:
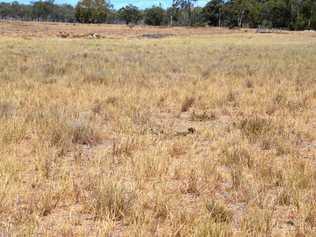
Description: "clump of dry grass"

(0, 176), (10, 214)
(241, 207), (276, 236)
(83, 70), (108, 84)
(238, 115), (273, 143)
(112, 137), (140, 158)
(277, 188), (296, 206)
(181, 169), (200, 195)
(32, 109), (102, 155)
(222, 144), (253, 169)
(205, 200), (232, 224)
(70, 119), (102, 145)
(245, 79), (254, 88)
(40, 60), (66, 77)
(36, 189), (61, 217)
(87, 178), (136, 221)
(181, 97), (195, 112)
(0, 101), (15, 119)
(0, 118), (27, 145)
(194, 219), (232, 237)
(168, 142), (187, 157)
(190, 110), (216, 121)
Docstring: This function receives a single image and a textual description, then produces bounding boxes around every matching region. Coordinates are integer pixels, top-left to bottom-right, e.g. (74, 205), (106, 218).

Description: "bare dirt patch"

(0, 20), (249, 39)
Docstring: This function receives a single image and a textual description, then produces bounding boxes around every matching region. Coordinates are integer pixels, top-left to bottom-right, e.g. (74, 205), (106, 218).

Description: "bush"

(75, 0), (108, 23)
(118, 4), (142, 25)
(144, 6), (165, 26)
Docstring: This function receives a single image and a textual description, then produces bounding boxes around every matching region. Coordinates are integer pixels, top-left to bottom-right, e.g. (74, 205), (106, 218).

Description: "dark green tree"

(118, 4), (142, 25)
(75, 0), (108, 23)
(300, 0), (316, 29)
(144, 6), (165, 26)
(1, 0), (316, 30)
(203, 0), (224, 26)
(172, 0), (198, 25)
(32, 0), (55, 21)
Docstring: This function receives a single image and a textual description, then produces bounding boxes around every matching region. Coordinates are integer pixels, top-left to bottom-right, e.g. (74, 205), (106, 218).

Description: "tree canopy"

(118, 4), (142, 25)
(0, 0), (315, 30)
(144, 6), (165, 26)
(75, 0), (109, 23)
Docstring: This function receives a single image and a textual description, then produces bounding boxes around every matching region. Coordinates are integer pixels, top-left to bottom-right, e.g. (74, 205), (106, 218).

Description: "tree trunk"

(238, 10), (245, 27)
(218, 10), (221, 27)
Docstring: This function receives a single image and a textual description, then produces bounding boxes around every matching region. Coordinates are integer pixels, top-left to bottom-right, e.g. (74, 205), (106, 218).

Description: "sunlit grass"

(0, 27), (315, 236)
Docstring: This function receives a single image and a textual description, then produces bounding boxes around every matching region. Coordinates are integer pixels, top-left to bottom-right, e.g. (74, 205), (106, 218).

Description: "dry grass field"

(0, 21), (316, 236)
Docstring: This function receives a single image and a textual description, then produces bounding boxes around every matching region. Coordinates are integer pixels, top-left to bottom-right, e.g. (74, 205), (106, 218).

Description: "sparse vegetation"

(206, 200), (232, 223)
(0, 22), (315, 236)
(87, 178), (136, 221)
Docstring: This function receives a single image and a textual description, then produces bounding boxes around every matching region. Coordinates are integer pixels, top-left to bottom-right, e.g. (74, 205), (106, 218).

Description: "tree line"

(0, 0), (315, 30)
(0, 1), (75, 22)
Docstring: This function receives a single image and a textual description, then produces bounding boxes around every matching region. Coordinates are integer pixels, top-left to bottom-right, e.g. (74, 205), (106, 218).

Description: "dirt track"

(0, 20), (251, 39)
